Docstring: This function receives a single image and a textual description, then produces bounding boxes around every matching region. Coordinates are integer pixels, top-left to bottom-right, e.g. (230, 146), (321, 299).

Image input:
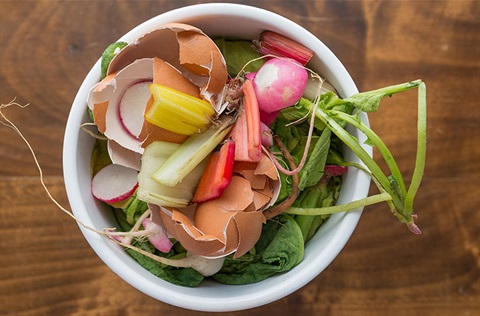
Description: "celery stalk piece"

(152, 115), (236, 187)
(137, 141), (208, 208)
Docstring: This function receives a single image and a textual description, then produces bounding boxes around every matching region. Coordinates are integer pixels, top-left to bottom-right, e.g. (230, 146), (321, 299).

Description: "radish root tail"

(0, 99), (159, 241)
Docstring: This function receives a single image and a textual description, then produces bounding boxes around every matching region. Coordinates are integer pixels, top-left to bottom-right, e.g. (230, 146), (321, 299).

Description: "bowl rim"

(63, 3), (371, 312)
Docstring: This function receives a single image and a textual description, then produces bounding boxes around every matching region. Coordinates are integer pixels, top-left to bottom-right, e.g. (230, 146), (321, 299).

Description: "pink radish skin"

(92, 164), (139, 204)
(142, 217), (173, 253)
(259, 109), (280, 126)
(260, 121), (274, 147)
(119, 81), (152, 138)
(252, 58), (308, 113)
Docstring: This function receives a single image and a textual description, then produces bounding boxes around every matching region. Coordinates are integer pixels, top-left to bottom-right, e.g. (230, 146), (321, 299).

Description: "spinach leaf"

(213, 38), (264, 76)
(212, 214), (304, 285)
(293, 176), (341, 242)
(126, 242), (203, 287)
(295, 128), (331, 190)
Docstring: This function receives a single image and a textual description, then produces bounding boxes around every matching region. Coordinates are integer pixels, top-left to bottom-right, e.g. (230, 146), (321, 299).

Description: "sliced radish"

(92, 164), (139, 204)
(119, 81), (153, 138)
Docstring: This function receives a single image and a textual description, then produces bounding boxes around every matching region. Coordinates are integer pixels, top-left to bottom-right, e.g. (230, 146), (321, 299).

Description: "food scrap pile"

(87, 23), (427, 286)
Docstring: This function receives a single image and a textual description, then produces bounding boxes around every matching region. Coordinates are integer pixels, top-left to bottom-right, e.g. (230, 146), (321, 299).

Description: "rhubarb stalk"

(192, 138), (236, 203)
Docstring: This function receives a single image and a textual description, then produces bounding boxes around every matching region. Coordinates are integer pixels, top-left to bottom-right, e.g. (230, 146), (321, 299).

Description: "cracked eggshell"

(107, 23), (228, 109)
(107, 140), (142, 171)
(87, 57), (197, 169)
(87, 58), (154, 155)
(155, 149), (280, 259)
(160, 206), (226, 256)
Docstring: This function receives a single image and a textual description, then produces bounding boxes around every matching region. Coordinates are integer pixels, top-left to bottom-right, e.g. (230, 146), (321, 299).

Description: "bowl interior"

(63, 3), (371, 312)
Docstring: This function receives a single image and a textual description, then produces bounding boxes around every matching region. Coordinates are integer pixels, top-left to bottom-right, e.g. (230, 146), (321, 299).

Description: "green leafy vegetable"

(212, 214), (304, 284)
(90, 139), (112, 176)
(214, 38), (265, 76)
(100, 42), (128, 79)
(124, 194), (148, 226)
(293, 176), (340, 242)
(126, 241), (204, 287)
(295, 128), (331, 190)
(292, 80), (426, 233)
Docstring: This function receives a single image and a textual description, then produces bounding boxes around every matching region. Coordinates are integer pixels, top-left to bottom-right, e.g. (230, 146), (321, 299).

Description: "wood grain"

(1, 0), (479, 315)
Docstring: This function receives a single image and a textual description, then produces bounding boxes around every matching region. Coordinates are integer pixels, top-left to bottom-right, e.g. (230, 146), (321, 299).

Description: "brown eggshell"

(210, 175), (254, 211)
(107, 23), (192, 75)
(174, 226), (225, 256)
(203, 50), (229, 96)
(95, 73), (116, 92)
(177, 30), (215, 76)
(92, 101), (108, 134)
(233, 161), (257, 173)
(106, 23), (227, 109)
(232, 210), (265, 259)
(153, 58), (200, 98)
(160, 206), (226, 256)
(255, 152), (279, 180)
(194, 203), (240, 256)
(236, 169), (267, 190)
(87, 58), (154, 155)
(257, 180), (274, 199)
(194, 203), (235, 241)
(153, 151), (282, 259)
(252, 190), (272, 210)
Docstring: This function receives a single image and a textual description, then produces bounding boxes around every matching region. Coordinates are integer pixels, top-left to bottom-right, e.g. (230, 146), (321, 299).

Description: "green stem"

(402, 82), (427, 218)
(285, 192), (393, 216)
(329, 110), (407, 197)
(306, 103), (403, 210)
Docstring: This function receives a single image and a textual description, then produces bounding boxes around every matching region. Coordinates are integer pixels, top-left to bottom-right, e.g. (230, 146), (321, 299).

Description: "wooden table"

(1, 1), (478, 315)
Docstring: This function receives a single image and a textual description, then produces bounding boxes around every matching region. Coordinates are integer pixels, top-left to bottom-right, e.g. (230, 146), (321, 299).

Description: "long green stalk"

(329, 110), (406, 197)
(402, 82), (427, 218)
(285, 192), (392, 215)
(305, 103), (404, 209)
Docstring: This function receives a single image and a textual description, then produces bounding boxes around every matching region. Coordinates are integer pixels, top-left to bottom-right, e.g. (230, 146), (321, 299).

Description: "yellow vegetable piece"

(145, 84), (215, 135)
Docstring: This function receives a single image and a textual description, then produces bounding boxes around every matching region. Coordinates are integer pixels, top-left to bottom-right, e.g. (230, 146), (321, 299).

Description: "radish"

(251, 57), (308, 113)
(260, 121), (274, 147)
(91, 164), (139, 204)
(259, 109), (279, 126)
(119, 81), (152, 138)
(142, 217), (173, 253)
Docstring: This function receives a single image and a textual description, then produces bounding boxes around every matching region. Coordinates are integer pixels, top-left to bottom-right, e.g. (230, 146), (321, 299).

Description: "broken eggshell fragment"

(156, 149), (280, 259)
(86, 23), (229, 169)
(107, 23), (228, 111)
(87, 58), (154, 155)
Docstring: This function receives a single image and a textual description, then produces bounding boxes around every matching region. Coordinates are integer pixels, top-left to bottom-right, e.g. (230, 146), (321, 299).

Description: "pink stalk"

(142, 217), (173, 253)
(260, 122), (274, 147)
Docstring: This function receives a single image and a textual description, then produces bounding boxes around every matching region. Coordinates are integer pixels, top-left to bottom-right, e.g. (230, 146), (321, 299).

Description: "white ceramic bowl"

(63, 3), (371, 312)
